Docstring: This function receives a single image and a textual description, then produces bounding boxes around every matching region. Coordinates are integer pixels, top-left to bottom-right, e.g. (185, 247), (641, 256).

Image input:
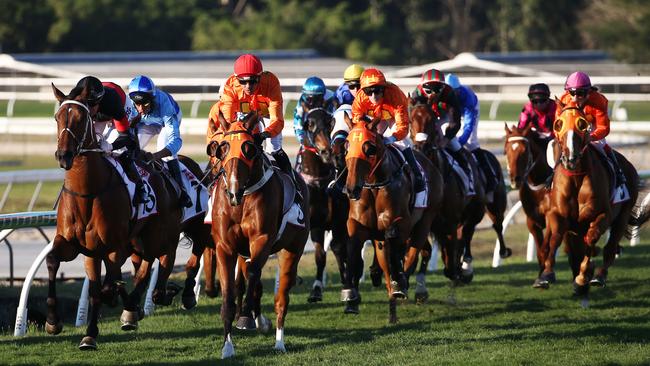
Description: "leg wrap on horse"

(272, 149), (303, 202)
(472, 149), (495, 192)
(402, 147), (425, 193)
(119, 152), (148, 205)
(167, 159), (193, 208)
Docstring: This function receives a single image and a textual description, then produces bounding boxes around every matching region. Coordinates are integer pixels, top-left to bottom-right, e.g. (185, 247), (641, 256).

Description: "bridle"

(56, 100), (103, 156)
(303, 107), (333, 150)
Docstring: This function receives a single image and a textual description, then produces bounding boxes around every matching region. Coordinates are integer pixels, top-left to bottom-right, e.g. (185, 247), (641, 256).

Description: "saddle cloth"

(385, 146), (428, 208)
(441, 149), (476, 197)
(590, 146), (631, 204)
(105, 155), (157, 220)
(164, 161), (209, 224)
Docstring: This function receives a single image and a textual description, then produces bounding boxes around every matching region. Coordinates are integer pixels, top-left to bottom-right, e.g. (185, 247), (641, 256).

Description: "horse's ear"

(555, 96), (564, 109)
(52, 83), (65, 103)
(242, 111), (257, 131)
(504, 122), (511, 135)
(343, 110), (354, 130)
(408, 93), (415, 106)
(523, 122), (533, 135)
(218, 110), (231, 131)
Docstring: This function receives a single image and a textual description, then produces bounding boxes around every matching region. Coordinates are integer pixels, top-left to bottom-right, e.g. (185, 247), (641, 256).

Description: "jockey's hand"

(383, 135), (397, 145)
(112, 132), (136, 151)
(140, 151), (154, 162)
(129, 115), (141, 128)
(254, 131), (271, 146)
(152, 148), (172, 161)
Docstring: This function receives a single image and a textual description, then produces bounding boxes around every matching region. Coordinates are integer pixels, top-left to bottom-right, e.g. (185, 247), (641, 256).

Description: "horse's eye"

(362, 141), (377, 157)
(553, 119), (564, 134)
(308, 121), (318, 133)
(215, 141), (230, 161)
(241, 141), (257, 160)
(576, 117), (590, 133)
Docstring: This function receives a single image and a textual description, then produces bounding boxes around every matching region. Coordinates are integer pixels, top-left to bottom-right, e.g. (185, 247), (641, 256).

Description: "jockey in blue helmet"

(293, 76), (337, 145)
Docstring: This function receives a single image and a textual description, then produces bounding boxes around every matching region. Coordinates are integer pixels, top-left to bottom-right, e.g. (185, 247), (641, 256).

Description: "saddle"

(589, 145), (630, 204)
(439, 149), (476, 197)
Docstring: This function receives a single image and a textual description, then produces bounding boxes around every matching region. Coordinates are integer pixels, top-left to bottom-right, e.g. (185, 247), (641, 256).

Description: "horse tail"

(626, 192), (650, 238)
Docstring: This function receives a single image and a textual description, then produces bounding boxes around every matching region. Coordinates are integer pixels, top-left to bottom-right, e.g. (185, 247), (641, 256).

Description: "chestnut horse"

(344, 118), (442, 323)
(543, 102), (643, 296)
(297, 106), (349, 303)
(209, 112), (309, 358)
(503, 124), (555, 287)
(409, 98), (501, 283)
(50, 83), (182, 349)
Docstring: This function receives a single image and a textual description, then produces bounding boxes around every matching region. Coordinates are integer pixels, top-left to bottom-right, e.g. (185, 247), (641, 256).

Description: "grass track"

(1, 240), (649, 365)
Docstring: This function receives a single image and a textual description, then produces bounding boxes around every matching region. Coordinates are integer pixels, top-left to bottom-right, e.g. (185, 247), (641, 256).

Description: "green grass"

(1, 235), (650, 365)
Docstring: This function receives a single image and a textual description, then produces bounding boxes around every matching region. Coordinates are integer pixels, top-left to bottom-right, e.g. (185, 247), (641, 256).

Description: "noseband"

(56, 100), (102, 156)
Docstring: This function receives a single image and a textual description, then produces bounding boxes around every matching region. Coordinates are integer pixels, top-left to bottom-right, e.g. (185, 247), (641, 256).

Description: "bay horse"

(344, 117), (442, 323)
(297, 106), (349, 303)
(408, 97), (496, 284)
(50, 83), (183, 349)
(209, 111), (309, 358)
(503, 124), (555, 287)
(543, 101), (643, 296)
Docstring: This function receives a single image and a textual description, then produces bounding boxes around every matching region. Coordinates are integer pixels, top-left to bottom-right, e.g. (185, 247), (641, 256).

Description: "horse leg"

(458, 223), (477, 284)
(79, 256), (102, 350)
(583, 212), (609, 287)
(541, 213), (566, 289)
(45, 235), (78, 335)
(236, 241), (270, 331)
(120, 259), (152, 331)
(341, 235), (364, 314)
(593, 217), (627, 288)
(308, 227), (326, 303)
(414, 239), (432, 304)
(234, 256), (245, 321)
(487, 203), (512, 259)
(203, 247), (220, 298)
(181, 240), (205, 310)
(274, 249), (301, 352)
(216, 246), (237, 359)
(329, 237), (348, 287)
(531, 220), (552, 288)
(373, 239), (398, 324)
(368, 247), (383, 287)
(152, 250), (179, 306)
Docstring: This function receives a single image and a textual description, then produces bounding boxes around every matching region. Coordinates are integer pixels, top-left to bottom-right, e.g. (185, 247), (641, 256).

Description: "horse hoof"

(499, 247), (513, 259)
(256, 314), (272, 333)
(340, 288), (359, 302)
(390, 280), (408, 299)
(45, 321), (63, 335)
(532, 278), (549, 289)
(370, 269), (382, 287)
(389, 315), (398, 324)
(205, 287), (220, 298)
(344, 301), (359, 314)
(221, 340), (235, 359)
(274, 340), (287, 353)
(78, 336), (97, 350)
(120, 310), (139, 331)
(235, 316), (256, 330)
(307, 286), (323, 303)
(460, 272), (474, 285)
(589, 276), (606, 288)
(181, 295), (197, 310)
(573, 282), (589, 297)
(415, 291), (429, 304)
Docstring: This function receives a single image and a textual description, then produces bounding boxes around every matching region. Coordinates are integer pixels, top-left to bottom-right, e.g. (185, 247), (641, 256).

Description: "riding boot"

(450, 148), (472, 177)
(472, 149), (496, 192)
(119, 152), (148, 205)
(605, 146), (626, 187)
(271, 149), (303, 203)
(402, 147), (425, 193)
(167, 159), (193, 208)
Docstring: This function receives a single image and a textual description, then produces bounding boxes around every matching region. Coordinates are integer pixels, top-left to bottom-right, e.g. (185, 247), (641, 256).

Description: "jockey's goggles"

(531, 98), (549, 105)
(305, 94), (324, 105)
(422, 83), (443, 95)
(345, 81), (361, 90)
(363, 86), (385, 96)
(129, 92), (153, 106)
(237, 76), (260, 85)
(569, 88), (589, 98)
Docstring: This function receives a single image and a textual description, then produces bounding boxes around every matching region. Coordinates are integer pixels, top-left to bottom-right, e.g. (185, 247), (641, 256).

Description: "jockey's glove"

(254, 131), (271, 146)
(152, 148), (172, 161)
(383, 135), (397, 145)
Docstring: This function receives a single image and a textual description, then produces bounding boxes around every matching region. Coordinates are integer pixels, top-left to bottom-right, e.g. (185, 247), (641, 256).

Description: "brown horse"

(209, 111), (309, 358)
(344, 117), (442, 323)
(543, 102), (642, 296)
(50, 83), (183, 349)
(297, 106), (349, 303)
(503, 124), (555, 287)
(408, 98), (491, 283)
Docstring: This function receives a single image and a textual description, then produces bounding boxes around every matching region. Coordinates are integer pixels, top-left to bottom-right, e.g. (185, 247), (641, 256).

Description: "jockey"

(352, 68), (425, 192)
(127, 75), (192, 208)
(444, 73), (497, 191)
(557, 71), (625, 186)
(411, 69), (471, 176)
(518, 83), (556, 138)
(210, 53), (301, 200)
(293, 76), (337, 146)
(336, 64), (365, 106)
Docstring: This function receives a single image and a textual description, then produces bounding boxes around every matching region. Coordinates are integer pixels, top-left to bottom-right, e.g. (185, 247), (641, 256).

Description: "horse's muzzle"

(55, 150), (74, 170)
(226, 188), (244, 206)
(346, 185), (362, 201)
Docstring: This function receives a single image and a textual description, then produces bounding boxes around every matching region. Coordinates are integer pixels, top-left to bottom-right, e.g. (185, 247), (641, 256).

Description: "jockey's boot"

(272, 149), (303, 203)
(451, 148), (472, 178)
(472, 149), (496, 192)
(605, 145), (626, 187)
(167, 158), (193, 208)
(119, 153), (148, 205)
(403, 147), (425, 193)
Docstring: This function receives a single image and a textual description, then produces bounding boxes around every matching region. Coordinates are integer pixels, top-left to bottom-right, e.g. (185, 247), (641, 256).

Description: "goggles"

(363, 86), (385, 96)
(569, 88), (589, 98)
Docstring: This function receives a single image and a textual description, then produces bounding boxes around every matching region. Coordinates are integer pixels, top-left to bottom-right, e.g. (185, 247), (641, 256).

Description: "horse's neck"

(301, 150), (331, 177)
(370, 148), (399, 184)
(64, 154), (110, 188)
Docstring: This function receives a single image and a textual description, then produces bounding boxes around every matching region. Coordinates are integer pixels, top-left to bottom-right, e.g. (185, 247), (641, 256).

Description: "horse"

(408, 97), (491, 284)
(343, 116), (442, 323)
(208, 111), (309, 358)
(543, 101), (644, 297)
(49, 83), (183, 350)
(296, 106), (349, 303)
(503, 124), (555, 287)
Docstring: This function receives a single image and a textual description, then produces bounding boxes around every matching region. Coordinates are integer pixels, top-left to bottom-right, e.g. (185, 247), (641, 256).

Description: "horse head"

(553, 101), (592, 171)
(504, 123), (535, 189)
(409, 94), (441, 155)
(303, 105), (335, 163)
(344, 118), (385, 200)
(52, 83), (98, 170)
(210, 111), (262, 206)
